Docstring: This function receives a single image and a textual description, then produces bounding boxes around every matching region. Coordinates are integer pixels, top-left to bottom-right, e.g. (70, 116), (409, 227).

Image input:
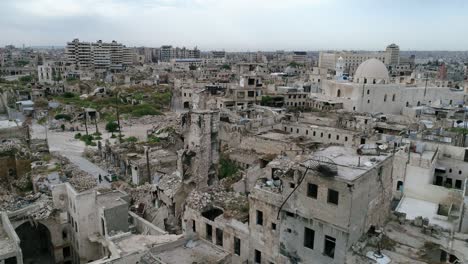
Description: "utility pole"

(145, 146), (151, 184)
(94, 114), (99, 134)
(83, 110), (88, 136)
(116, 93), (122, 142)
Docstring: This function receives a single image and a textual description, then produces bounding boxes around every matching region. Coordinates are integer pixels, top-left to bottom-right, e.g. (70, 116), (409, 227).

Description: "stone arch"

(16, 222), (55, 264)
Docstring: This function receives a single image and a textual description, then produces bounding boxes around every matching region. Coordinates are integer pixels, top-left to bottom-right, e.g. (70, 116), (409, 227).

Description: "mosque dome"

(354, 58), (389, 84)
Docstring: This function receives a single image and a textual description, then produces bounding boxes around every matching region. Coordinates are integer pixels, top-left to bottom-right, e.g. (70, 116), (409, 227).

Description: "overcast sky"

(0, 0), (467, 51)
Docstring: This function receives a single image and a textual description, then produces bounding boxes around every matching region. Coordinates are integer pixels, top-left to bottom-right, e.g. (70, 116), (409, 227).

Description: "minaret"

(335, 56), (344, 80)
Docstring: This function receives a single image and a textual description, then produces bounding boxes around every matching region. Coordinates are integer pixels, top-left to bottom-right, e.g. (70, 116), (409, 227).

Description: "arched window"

(392, 94), (395, 102)
(384, 94), (387, 102)
(417, 101), (420, 106)
(367, 89), (370, 95)
(337, 89), (341, 97)
(406, 102), (409, 107)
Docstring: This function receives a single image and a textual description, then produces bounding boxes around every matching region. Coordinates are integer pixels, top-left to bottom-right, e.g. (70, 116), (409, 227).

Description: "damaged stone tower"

(179, 109), (219, 189)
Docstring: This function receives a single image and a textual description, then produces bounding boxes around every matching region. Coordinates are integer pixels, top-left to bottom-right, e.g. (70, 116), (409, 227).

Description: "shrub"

(105, 121), (119, 134)
(80, 135), (94, 142)
(55, 114), (72, 121)
(130, 104), (160, 117)
(126, 136), (138, 143)
(219, 157), (239, 180)
(74, 133), (82, 139)
(261, 96), (273, 106)
(19, 75), (33, 83)
(63, 92), (75, 98)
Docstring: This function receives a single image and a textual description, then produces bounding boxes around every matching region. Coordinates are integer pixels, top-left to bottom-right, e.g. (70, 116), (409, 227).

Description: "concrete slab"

(396, 196), (453, 230)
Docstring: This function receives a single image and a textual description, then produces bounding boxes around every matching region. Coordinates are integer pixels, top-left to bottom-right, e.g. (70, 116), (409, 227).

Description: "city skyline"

(1, 0), (468, 51)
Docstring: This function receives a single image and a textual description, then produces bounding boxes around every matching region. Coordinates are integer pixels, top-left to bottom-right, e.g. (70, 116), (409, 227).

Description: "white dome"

(354, 58), (389, 84)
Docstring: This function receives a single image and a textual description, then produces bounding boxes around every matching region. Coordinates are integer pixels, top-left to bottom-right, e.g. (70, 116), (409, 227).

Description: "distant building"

(212, 51), (226, 59)
(438, 62), (448, 80)
(65, 39), (135, 71)
(159, 45), (201, 62)
(385, 43), (400, 65)
(291, 51), (308, 63)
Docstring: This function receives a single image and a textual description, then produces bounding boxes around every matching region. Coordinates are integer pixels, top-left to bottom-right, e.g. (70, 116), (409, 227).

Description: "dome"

(354, 58), (389, 84)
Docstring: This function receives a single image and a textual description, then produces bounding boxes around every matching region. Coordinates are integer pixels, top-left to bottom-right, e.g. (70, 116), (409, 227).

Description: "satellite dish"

(301, 156), (338, 177)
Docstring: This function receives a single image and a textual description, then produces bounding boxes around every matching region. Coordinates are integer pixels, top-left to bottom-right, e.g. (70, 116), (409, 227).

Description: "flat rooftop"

(0, 120), (22, 129)
(151, 239), (229, 264)
(396, 196), (453, 230)
(313, 146), (389, 181)
(96, 191), (128, 209)
(114, 234), (182, 255)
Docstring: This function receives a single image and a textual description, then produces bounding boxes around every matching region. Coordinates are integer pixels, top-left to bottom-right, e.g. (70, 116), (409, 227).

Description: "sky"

(0, 0), (467, 51)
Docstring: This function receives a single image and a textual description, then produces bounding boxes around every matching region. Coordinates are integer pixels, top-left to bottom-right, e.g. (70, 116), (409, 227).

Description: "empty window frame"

(256, 210), (263, 226)
(307, 183), (318, 199)
(304, 227), (315, 249)
(324, 235), (336, 258)
(327, 189), (339, 205)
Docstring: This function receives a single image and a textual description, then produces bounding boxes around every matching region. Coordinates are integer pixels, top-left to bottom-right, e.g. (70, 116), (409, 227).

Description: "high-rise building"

(212, 51), (226, 59)
(65, 39), (135, 71)
(386, 43), (400, 65)
(160, 45), (174, 62)
(159, 45), (201, 62)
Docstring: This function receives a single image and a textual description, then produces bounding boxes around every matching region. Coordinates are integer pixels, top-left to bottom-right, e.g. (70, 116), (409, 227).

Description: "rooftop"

(312, 146), (389, 181)
(96, 190), (128, 209)
(150, 239), (229, 264)
(0, 120), (22, 129)
(114, 234), (182, 255)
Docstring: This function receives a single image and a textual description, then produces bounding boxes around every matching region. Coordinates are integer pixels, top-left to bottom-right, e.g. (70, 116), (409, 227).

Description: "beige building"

(319, 58), (467, 115)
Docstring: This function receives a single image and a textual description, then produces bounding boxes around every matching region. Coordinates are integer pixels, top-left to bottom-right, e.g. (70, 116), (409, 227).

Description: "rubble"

(186, 184), (249, 222)
(55, 155), (98, 192)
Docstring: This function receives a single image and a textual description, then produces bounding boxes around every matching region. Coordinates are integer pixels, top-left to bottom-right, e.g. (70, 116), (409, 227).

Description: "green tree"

(261, 96), (273, 106)
(19, 75), (33, 83)
(105, 121), (119, 135)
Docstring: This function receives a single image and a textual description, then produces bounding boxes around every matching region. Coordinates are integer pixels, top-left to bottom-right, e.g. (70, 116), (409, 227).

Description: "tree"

(105, 121), (119, 135)
(261, 96), (273, 106)
(19, 75), (33, 83)
(189, 64), (197, 71)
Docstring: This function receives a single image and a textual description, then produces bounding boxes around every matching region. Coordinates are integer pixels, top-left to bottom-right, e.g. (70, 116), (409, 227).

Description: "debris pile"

(57, 155), (97, 191)
(187, 184), (249, 222)
(124, 183), (157, 207)
(0, 192), (53, 219)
